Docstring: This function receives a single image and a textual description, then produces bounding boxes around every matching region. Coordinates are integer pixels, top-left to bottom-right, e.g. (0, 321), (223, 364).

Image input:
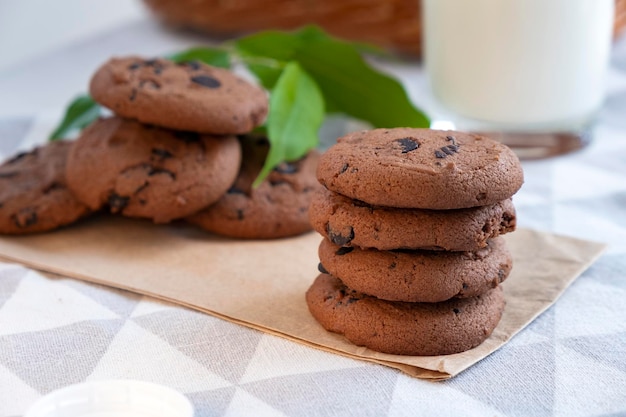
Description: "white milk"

(423, 0), (614, 129)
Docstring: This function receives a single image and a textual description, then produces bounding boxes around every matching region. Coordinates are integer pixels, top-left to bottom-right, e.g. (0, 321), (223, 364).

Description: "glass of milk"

(423, 0), (615, 158)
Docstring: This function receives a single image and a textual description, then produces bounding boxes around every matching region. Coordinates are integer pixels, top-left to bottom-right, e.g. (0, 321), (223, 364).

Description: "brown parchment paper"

(0, 217), (606, 380)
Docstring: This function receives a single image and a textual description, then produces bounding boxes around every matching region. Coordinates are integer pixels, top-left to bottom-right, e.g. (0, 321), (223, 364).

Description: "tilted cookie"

(0, 141), (92, 234)
(306, 273), (505, 356)
(187, 135), (321, 239)
(309, 187), (516, 251)
(317, 128), (523, 209)
(66, 117), (241, 224)
(90, 56), (268, 134)
(318, 237), (512, 302)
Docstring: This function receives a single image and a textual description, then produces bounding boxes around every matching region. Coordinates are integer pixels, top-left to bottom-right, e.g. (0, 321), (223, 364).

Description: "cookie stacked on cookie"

(65, 56), (266, 225)
(306, 128), (523, 356)
(2, 55), (318, 237)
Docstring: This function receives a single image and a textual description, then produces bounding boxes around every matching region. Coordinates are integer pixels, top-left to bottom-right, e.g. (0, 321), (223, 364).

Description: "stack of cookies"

(306, 128), (523, 356)
(1, 55), (319, 238)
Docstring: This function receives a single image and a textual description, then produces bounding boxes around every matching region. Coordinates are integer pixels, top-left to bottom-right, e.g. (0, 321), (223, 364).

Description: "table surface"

(1, 16), (626, 417)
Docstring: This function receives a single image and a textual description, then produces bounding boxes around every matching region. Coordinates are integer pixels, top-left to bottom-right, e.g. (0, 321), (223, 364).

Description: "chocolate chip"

(128, 62), (142, 70)
(0, 171), (18, 179)
(173, 131), (201, 143)
(435, 150), (446, 158)
(108, 193), (129, 212)
(477, 192), (487, 201)
(227, 186), (246, 195)
(143, 59), (158, 66)
(339, 163), (349, 174)
(346, 297), (360, 304)
(327, 225), (354, 246)
(151, 148), (173, 159)
(453, 308), (461, 314)
(12, 209), (38, 228)
(389, 262), (397, 269)
(498, 269), (506, 282)
(129, 89), (137, 101)
(335, 246), (354, 255)
(183, 60), (202, 70)
(237, 209), (244, 220)
(462, 283), (469, 289)
(318, 263), (329, 274)
(396, 137), (419, 153)
(147, 167), (176, 180)
(442, 145), (458, 155)
(446, 135), (457, 145)
(7, 150), (34, 164)
(269, 179), (288, 186)
(191, 75), (221, 88)
(153, 66), (164, 75)
(43, 182), (63, 194)
(273, 162), (298, 174)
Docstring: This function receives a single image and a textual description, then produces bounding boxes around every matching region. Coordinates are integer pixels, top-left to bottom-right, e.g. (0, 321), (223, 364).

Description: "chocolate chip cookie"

(90, 56), (268, 134)
(309, 187), (516, 251)
(317, 128), (524, 209)
(66, 117), (241, 223)
(0, 141), (92, 234)
(306, 273), (505, 356)
(318, 237), (512, 302)
(187, 135), (320, 238)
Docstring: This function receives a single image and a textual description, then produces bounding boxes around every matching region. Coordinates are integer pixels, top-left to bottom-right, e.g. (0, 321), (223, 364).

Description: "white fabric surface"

(1, 18), (626, 417)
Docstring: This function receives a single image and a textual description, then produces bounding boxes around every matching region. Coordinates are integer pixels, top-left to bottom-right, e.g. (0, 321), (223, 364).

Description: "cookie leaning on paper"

(66, 117), (241, 224)
(0, 141), (92, 234)
(316, 128), (523, 209)
(187, 134), (321, 239)
(90, 56), (268, 134)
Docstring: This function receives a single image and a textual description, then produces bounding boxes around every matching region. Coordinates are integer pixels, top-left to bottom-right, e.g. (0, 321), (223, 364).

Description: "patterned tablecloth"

(1, 20), (626, 417)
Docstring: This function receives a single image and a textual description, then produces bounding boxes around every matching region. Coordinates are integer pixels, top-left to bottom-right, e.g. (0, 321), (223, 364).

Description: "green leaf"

(49, 95), (101, 141)
(296, 39), (428, 128)
(254, 62), (324, 186)
(168, 46), (231, 68)
(236, 26), (429, 127)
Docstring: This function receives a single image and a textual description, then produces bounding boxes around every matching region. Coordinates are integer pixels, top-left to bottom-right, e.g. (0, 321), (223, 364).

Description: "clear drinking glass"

(423, 0), (615, 158)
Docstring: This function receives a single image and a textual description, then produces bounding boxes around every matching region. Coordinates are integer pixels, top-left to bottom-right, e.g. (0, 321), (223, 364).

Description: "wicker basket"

(143, 0), (626, 56)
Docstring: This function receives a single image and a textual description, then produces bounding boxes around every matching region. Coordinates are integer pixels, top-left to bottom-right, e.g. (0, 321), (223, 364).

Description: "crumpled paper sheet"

(0, 217), (606, 380)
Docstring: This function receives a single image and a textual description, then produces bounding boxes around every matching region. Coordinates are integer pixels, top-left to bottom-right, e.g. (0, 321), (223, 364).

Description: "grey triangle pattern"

(63, 279), (141, 318)
(560, 332), (626, 375)
(581, 254), (626, 290)
(590, 412), (626, 417)
(132, 309), (262, 384)
(527, 305), (556, 339)
(186, 387), (237, 417)
(446, 342), (557, 417)
(0, 267), (28, 310)
(241, 367), (398, 417)
(0, 318), (124, 393)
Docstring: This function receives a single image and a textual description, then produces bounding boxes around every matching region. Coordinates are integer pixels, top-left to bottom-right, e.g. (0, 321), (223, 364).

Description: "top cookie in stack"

(306, 128), (523, 356)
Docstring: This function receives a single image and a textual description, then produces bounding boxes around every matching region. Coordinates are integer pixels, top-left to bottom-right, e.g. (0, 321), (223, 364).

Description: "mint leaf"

(254, 62), (324, 186)
(236, 26), (429, 127)
(49, 95), (101, 141)
(296, 38), (428, 127)
(168, 46), (231, 68)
